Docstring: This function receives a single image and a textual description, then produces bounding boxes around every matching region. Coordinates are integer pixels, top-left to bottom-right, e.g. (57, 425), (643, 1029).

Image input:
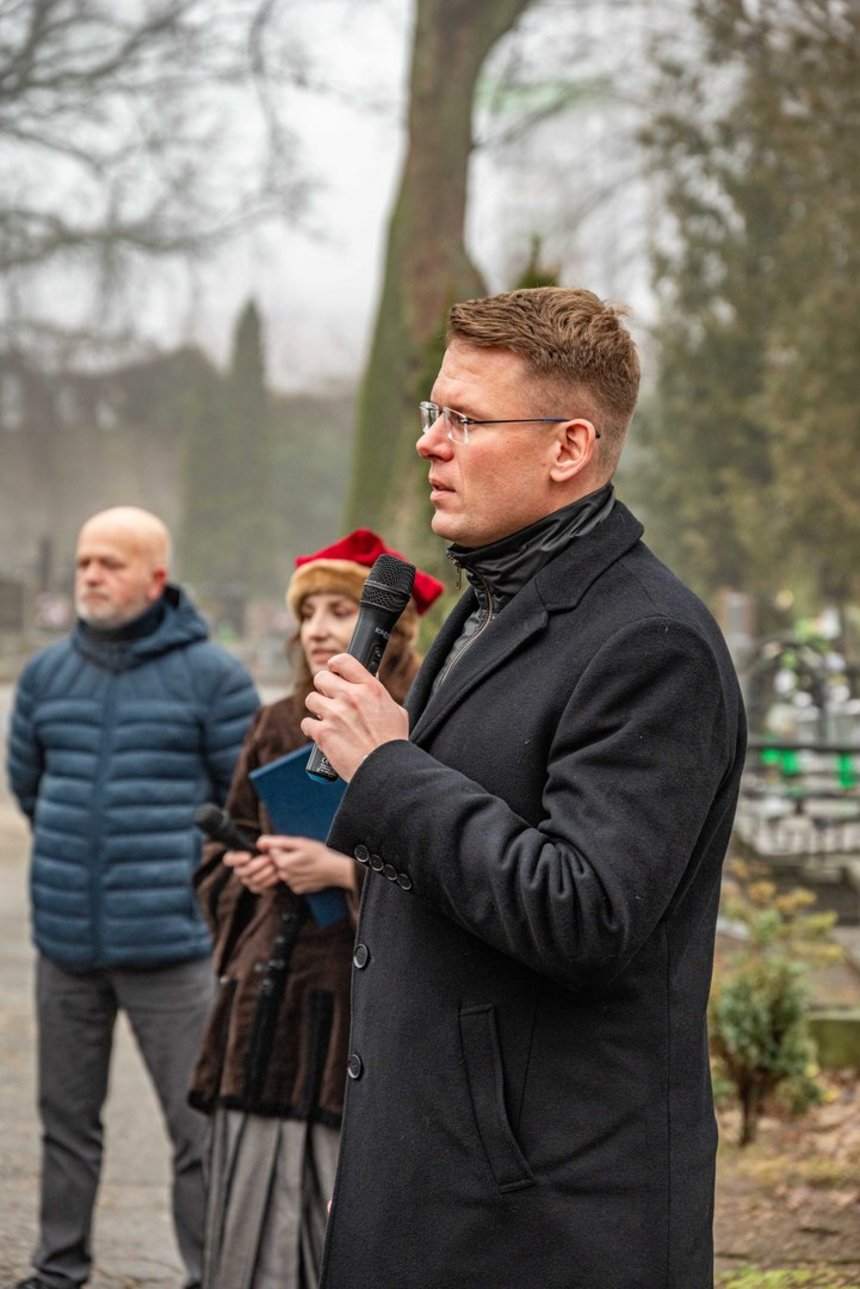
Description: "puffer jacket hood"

(72, 584), (209, 671)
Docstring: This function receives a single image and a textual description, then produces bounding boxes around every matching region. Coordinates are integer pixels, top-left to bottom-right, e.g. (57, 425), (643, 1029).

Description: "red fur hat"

(287, 529), (445, 638)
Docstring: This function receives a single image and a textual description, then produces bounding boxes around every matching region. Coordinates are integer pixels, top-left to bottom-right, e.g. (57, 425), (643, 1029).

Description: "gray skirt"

(203, 1108), (340, 1289)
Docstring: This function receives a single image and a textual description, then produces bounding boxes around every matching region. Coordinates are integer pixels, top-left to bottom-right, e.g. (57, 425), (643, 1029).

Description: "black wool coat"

(320, 502), (746, 1289)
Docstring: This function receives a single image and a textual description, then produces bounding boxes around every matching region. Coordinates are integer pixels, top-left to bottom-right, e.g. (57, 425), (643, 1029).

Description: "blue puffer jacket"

(7, 586), (259, 969)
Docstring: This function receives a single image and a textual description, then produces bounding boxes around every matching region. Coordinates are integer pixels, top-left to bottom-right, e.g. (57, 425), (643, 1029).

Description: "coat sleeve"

(6, 661), (44, 823)
(194, 705), (267, 942)
(199, 655), (260, 804)
(327, 617), (740, 991)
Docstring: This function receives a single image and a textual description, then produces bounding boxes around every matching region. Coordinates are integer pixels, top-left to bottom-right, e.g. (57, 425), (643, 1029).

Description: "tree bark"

(344, 0), (533, 566)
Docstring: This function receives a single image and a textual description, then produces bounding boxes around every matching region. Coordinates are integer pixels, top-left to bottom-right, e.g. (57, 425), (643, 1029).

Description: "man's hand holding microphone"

(301, 553), (415, 782)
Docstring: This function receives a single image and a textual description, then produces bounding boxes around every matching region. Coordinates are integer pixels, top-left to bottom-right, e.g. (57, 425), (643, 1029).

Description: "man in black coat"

(303, 287), (746, 1288)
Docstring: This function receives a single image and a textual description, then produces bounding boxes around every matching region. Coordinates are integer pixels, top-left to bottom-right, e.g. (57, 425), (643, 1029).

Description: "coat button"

(353, 943), (370, 969)
(396, 872), (413, 891)
(354, 844), (370, 864)
(369, 853), (384, 872)
(382, 863), (397, 882)
(347, 1053), (364, 1080)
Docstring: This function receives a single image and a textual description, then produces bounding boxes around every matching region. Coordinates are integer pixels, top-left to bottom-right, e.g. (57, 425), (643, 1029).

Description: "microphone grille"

(360, 553), (416, 612)
(194, 803), (225, 831)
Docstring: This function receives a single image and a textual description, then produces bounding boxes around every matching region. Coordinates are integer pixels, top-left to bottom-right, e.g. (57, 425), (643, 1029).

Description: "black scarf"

(432, 483), (615, 691)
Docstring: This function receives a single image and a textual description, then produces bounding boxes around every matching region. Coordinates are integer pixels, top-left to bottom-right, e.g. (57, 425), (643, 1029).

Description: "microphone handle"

(195, 806), (259, 854)
(305, 607), (398, 783)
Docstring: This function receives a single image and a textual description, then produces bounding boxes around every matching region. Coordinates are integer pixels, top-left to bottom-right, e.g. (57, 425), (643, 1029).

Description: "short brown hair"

(447, 287), (640, 467)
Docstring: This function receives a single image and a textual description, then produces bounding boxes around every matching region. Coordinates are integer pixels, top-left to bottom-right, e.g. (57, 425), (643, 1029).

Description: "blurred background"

(0, 0), (857, 711)
(1, 8), (860, 1278)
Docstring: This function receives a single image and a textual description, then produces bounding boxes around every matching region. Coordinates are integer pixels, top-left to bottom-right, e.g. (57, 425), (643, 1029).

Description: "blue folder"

(249, 744), (348, 927)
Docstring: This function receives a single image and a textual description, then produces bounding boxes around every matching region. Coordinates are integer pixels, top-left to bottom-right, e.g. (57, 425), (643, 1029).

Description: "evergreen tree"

(180, 299), (276, 603)
(630, 0), (860, 617)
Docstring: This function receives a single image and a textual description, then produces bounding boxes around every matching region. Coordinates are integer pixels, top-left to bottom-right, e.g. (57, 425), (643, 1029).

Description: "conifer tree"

(628, 0), (860, 616)
(180, 299), (276, 602)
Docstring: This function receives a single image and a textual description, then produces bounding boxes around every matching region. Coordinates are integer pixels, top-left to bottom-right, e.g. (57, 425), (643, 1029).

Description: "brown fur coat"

(189, 694), (359, 1125)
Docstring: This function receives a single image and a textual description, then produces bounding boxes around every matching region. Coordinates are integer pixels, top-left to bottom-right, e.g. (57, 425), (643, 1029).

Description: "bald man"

(7, 507), (259, 1289)
(75, 505), (171, 629)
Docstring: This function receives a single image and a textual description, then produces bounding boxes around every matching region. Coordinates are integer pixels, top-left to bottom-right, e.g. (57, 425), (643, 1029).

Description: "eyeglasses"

(419, 401), (599, 445)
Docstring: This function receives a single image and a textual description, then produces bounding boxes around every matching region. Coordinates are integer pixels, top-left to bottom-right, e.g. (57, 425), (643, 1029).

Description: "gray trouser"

(33, 953), (214, 1289)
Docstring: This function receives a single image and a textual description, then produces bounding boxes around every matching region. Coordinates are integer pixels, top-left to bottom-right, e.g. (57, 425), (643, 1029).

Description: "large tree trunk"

(344, 0), (533, 568)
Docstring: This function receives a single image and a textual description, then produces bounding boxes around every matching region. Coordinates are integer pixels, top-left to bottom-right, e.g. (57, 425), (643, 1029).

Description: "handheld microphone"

(195, 801), (347, 927)
(194, 803), (258, 854)
(306, 552), (416, 782)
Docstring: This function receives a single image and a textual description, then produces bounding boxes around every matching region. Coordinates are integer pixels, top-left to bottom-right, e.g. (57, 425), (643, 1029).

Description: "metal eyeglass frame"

(419, 401), (599, 445)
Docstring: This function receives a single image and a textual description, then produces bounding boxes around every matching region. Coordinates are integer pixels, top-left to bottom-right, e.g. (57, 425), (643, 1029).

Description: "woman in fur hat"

(190, 529), (443, 1289)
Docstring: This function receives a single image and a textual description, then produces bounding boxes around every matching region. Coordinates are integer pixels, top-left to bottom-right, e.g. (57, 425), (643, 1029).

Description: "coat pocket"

(459, 1003), (535, 1193)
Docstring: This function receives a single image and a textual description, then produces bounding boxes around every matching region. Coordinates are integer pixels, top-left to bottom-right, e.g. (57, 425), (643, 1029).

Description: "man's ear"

(148, 564), (168, 602)
(549, 419), (598, 483)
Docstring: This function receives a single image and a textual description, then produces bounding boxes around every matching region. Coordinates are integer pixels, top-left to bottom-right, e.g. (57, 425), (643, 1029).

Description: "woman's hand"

(222, 848), (280, 894)
(258, 835), (357, 895)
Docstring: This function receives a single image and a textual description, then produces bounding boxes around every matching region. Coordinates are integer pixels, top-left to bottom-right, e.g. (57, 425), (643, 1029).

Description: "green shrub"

(710, 861), (842, 1145)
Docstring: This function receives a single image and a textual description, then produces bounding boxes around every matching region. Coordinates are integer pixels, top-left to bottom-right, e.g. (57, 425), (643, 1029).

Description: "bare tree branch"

(0, 0), (314, 349)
